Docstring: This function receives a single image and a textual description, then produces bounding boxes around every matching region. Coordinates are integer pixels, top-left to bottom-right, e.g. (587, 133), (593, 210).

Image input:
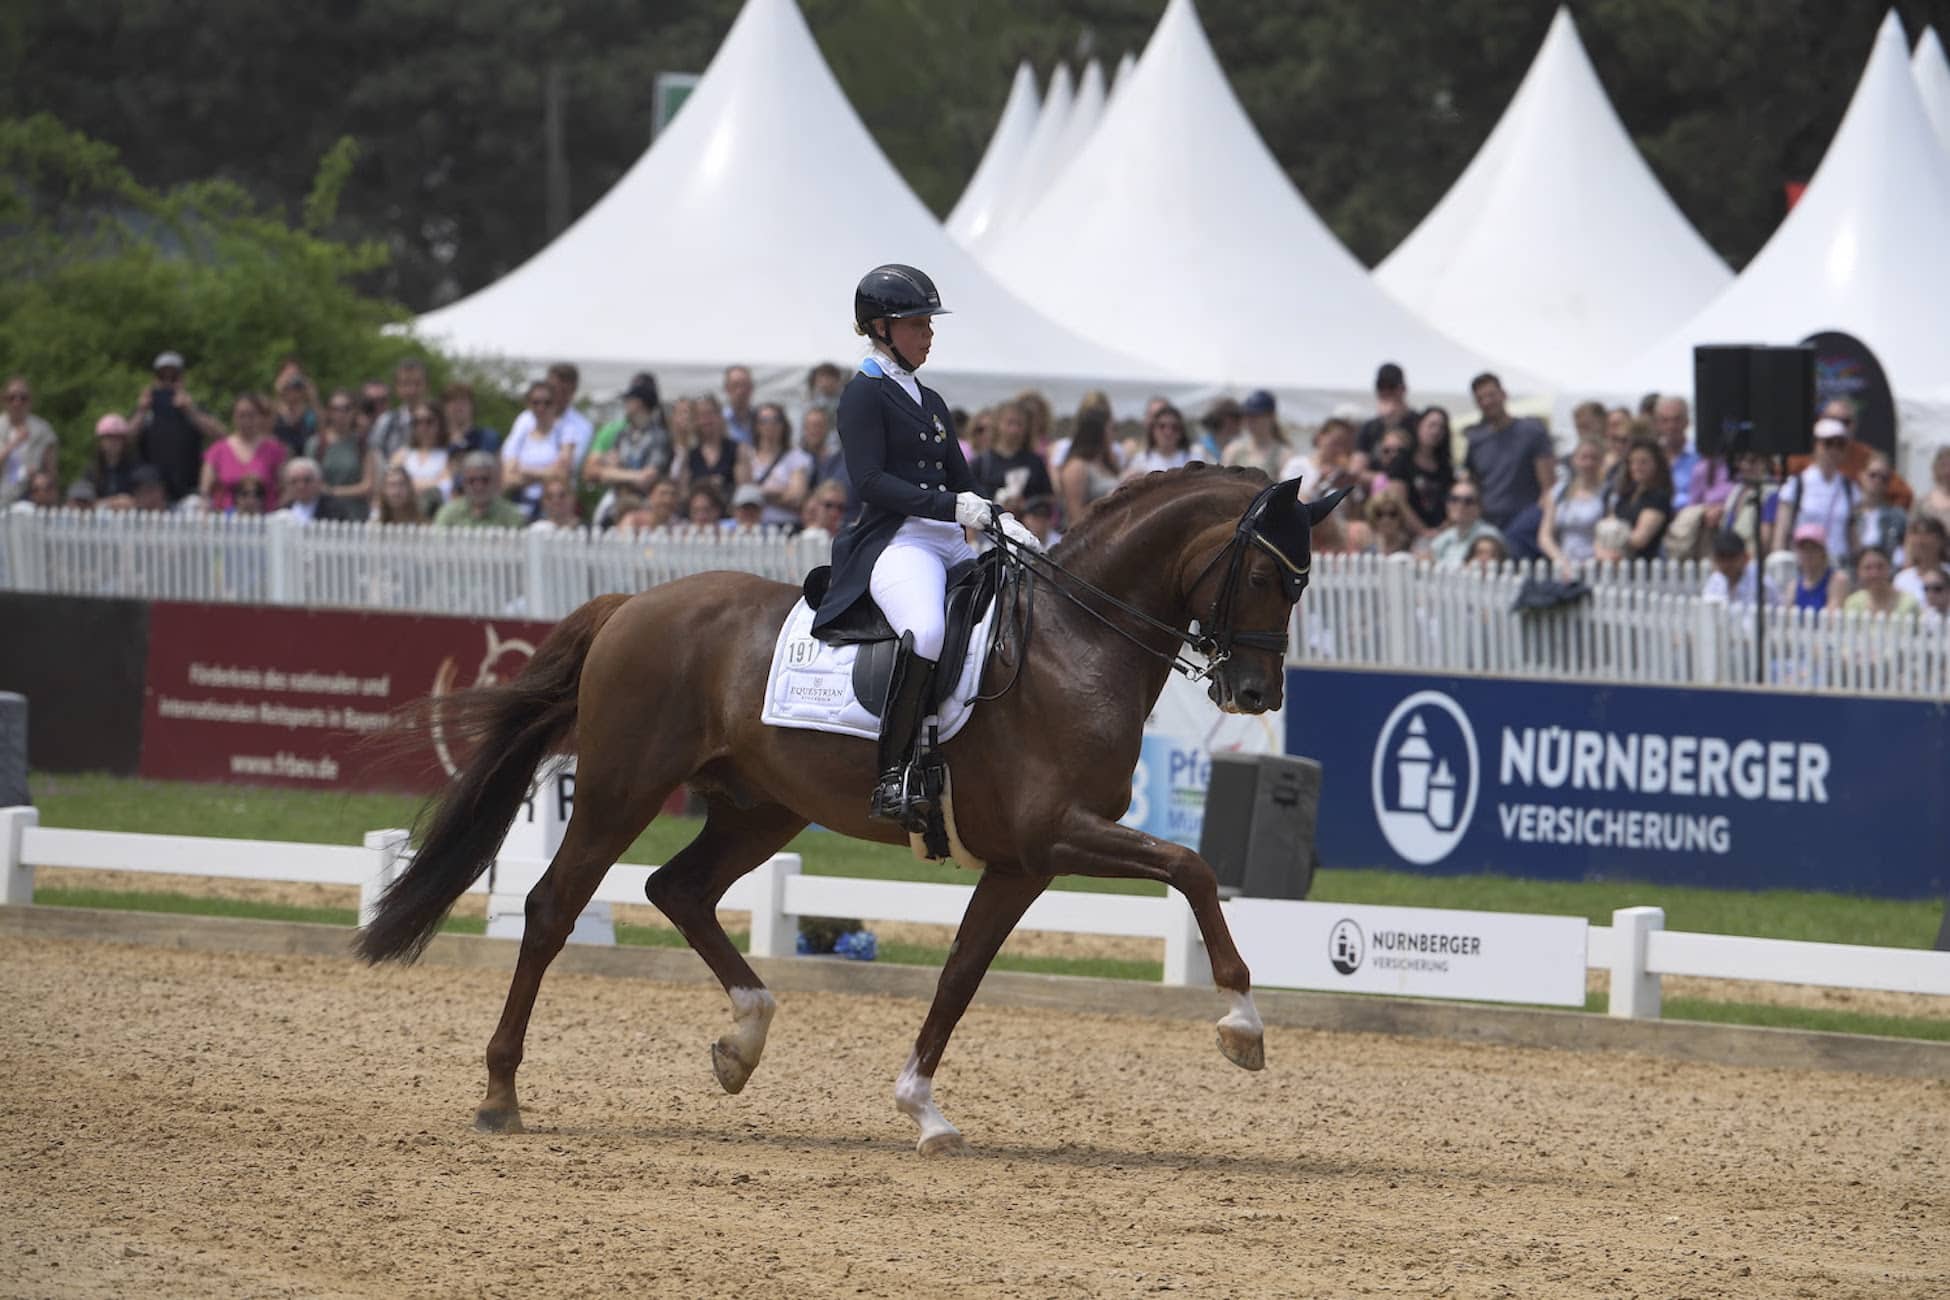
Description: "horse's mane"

(1048, 462), (1269, 562)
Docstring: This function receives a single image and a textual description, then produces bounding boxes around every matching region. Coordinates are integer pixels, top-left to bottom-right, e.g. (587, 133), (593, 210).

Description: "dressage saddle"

(801, 550), (1006, 718)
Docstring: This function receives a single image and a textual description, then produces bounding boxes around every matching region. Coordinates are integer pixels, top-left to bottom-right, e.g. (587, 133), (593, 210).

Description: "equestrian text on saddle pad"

(762, 597), (998, 742)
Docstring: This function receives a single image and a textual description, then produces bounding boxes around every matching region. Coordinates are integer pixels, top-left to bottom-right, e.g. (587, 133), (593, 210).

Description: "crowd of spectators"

(6, 348), (1950, 625)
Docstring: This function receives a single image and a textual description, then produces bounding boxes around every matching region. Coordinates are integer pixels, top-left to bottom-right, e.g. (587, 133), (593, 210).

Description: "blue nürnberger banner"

(1285, 667), (1949, 899)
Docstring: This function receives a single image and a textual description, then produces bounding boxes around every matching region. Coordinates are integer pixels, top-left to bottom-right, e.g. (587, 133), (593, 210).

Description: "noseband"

(987, 480), (1305, 682)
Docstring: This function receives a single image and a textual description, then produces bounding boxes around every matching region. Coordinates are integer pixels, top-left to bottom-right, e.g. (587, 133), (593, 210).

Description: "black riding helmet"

(854, 264), (950, 372)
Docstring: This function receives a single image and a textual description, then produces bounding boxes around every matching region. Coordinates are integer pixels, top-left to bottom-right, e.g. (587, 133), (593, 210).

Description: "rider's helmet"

(853, 265), (951, 333)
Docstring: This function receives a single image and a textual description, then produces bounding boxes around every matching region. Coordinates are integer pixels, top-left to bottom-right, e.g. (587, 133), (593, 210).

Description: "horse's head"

(1194, 477), (1347, 715)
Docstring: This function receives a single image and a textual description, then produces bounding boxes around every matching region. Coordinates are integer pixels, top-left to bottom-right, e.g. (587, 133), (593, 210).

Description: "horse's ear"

(1307, 487), (1351, 525)
(1264, 477), (1303, 518)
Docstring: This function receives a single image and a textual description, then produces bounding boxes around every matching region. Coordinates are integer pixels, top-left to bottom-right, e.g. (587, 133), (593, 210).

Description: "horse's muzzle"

(1208, 676), (1277, 715)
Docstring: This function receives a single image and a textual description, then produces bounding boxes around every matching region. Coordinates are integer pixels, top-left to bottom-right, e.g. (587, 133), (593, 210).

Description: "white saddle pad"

(761, 597), (999, 742)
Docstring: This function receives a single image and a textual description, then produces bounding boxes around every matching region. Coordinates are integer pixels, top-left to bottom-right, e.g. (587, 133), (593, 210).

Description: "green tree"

(0, 115), (486, 478)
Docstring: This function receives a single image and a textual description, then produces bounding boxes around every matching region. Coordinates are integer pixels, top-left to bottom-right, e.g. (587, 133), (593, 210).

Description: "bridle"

(985, 481), (1305, 684)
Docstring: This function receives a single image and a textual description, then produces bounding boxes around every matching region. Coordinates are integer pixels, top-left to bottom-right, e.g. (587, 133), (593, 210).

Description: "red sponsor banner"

(141, 603), (556, 792)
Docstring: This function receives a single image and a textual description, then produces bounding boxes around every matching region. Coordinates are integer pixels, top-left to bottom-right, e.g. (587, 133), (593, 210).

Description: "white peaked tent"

(414, 0), (1161, 405)
(1110, 52), (1137, 102)
(1604, 9), (1950, 435)
(1913, 27), (1950, 149)
(945, 63), (1040, 248)
(1050, 60), (1108, 181)
(970, 65), (1074, 251)
(984, 0), (1512, 402)
(1375, 9), (1730, 389)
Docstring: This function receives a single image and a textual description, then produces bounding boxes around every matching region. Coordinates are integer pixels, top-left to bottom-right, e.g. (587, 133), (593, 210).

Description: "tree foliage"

(0, 116), (484, 477)
(3, 0), (1948, 315)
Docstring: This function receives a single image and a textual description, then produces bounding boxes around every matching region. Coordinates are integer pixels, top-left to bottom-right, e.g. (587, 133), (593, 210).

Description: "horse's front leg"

(897, 869), (1048, 1155)
(1043, 807), (1265, 1071)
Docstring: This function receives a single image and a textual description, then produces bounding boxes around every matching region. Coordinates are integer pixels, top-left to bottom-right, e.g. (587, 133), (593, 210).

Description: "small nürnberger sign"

(1224, 898), (1587, 1006)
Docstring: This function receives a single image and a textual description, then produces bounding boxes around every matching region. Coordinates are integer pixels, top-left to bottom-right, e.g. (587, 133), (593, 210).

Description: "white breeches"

(869, 518), (977, 662)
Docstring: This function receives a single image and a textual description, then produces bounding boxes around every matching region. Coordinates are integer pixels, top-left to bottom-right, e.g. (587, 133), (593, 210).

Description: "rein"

(982, 481), (1303, 686)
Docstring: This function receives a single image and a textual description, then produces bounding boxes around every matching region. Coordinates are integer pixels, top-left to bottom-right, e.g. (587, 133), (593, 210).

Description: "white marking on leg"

(1218, 989), (1263, 1036)
(894, 1051), (961, 1149)
(724, 986), (776, 1067)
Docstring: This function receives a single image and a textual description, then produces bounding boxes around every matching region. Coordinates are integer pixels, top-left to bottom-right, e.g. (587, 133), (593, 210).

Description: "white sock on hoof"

(894, 1052), (960, 1146)
(724, 987), (777, 1065)
(1218, 989), (1263, 1036)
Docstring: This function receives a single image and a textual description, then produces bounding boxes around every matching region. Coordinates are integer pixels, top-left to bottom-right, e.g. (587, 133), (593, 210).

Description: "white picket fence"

(1300, 551), (1950, 696)
(4, 807), (1946, 1020)
(7, 505), (1949, 697)
(0, 507), (826, 620)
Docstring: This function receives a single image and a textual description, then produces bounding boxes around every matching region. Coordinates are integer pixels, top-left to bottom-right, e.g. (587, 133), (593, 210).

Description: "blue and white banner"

(1286, 668), (1950, 899)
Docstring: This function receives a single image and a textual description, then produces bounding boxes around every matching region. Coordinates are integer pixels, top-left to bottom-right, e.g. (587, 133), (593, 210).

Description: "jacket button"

(916, 459), (925, 468)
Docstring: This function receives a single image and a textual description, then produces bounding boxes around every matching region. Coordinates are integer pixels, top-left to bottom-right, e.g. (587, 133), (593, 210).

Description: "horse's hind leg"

(897, 869), (1047, 1155)
(476, 780), (671, 1134)
(644, 798), (807, 1095)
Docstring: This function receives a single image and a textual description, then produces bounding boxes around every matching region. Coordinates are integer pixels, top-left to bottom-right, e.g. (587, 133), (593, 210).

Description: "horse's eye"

(1248, 568), (1270, 589)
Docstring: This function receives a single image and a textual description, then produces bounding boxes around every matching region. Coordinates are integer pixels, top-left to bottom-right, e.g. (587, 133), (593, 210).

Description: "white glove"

(954, 491), (993, 530)
(998, 511), (1044, 553)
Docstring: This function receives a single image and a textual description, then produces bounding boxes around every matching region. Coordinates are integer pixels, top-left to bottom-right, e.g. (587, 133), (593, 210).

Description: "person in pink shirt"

(199, 392), (288, 512)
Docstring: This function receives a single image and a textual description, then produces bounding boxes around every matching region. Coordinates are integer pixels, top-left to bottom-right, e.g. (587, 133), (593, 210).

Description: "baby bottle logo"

(1370, 691), (1479, 865)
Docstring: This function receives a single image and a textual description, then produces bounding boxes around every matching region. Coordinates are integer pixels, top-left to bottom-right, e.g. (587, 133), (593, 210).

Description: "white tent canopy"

(1049, 60), (1107, 188)
(1110, 52), (1137, 102)
(1913, 26), (1950, 150)
(944, 62), (1040, 249)
(967, 65), (1074, 252)
(983, 0), (1512, 405)
(1375, 8), (1730, 389)
(1604, 12), (1950, 414)
(413, 0), (1162, 406)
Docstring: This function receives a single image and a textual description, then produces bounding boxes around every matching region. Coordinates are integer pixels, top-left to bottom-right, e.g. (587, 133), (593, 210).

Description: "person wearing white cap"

(133, 349), (224, 502)
(88, 413), (144, 507)
(1769, 416), (1857, 563)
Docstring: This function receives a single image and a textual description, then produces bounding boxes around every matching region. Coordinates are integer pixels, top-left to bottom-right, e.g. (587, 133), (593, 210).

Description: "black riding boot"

(868, 634), (938, 830)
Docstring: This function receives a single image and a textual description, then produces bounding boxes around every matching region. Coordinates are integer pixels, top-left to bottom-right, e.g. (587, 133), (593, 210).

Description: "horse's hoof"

(712, 1039), (756, 1095)
(474, 1104), (524, 1134)
(917, 1130), (969, 1157)
(1216, 1022), (1266, 1071)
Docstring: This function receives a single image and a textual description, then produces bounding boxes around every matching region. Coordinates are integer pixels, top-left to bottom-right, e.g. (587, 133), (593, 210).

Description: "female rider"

(810, 264), (1041, 829)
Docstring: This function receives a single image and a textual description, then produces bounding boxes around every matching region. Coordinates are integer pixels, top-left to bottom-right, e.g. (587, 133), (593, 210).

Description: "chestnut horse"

(358, 465), (1340, 1153)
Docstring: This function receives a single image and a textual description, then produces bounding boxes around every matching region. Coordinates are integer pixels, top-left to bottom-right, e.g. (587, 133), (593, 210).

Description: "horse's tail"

(355, 593), (631, 965)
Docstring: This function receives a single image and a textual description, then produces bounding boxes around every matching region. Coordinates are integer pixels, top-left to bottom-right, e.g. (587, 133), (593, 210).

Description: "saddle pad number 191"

(761, 598), (997, 742)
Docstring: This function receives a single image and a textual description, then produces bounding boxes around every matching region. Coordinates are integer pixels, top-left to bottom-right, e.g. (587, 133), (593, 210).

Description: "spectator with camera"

(134, 351), (226, 502)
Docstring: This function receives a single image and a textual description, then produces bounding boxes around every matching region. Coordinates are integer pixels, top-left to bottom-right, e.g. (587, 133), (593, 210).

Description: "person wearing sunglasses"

(0, 376), (59, 507)
(1770, 417), (1857, 562)
(1363, 486), (1417, 556)
(433, 451), (526, 529)
(1921, 572), (1950, 623)
(1421, 480), (1505, 569)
